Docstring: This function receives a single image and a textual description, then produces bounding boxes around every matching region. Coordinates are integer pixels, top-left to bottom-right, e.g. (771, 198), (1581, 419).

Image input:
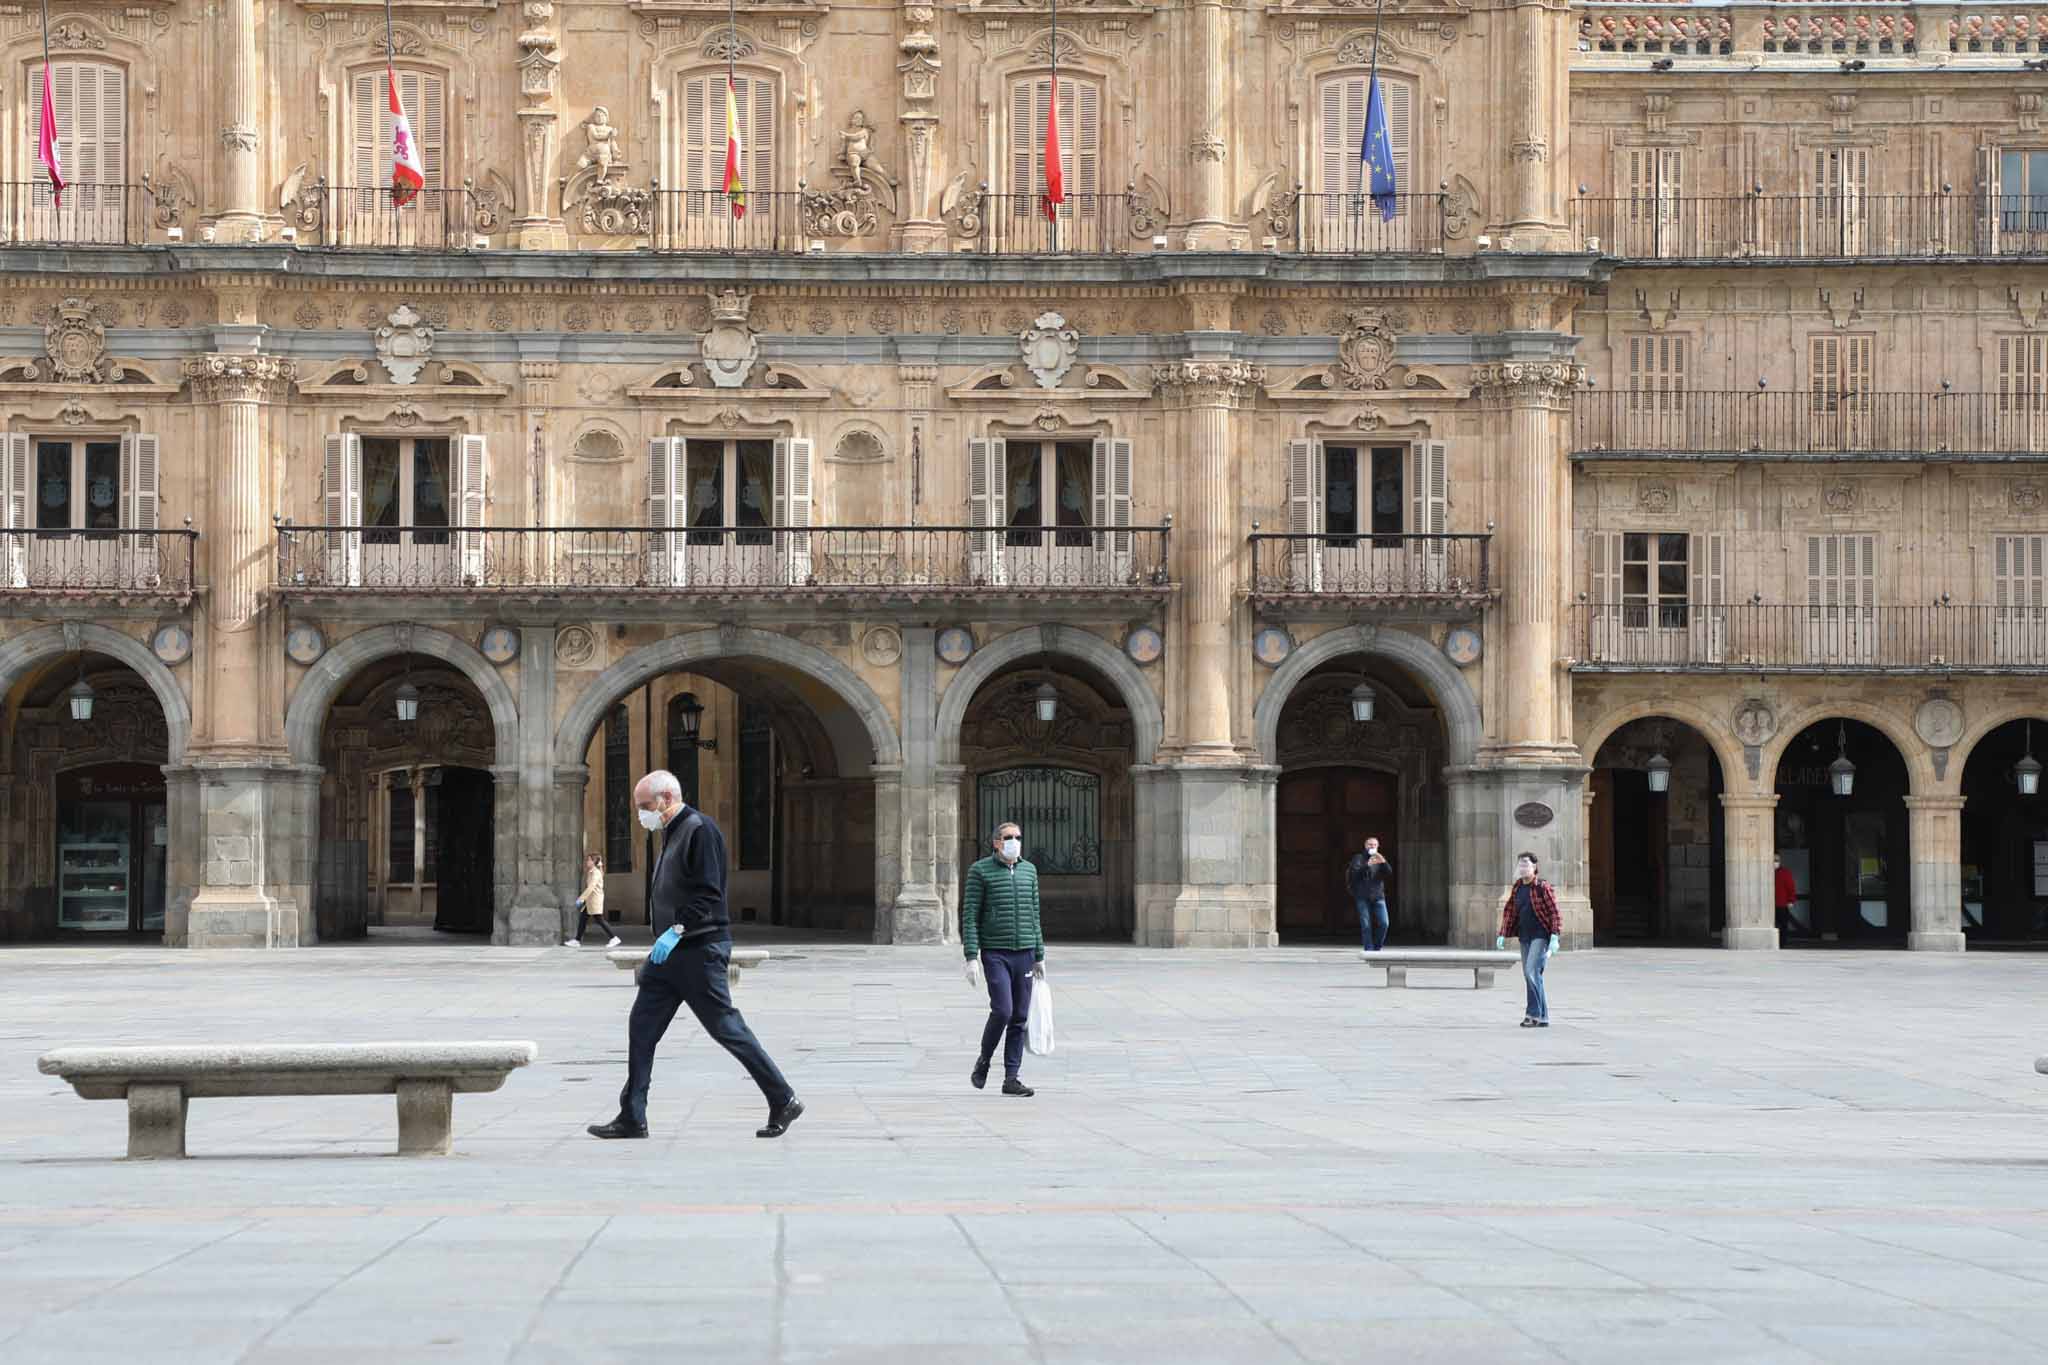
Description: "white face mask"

(1517, 861), (1536, 879)
(1000, 838), (1021, 860)
(637, 806), (666, 832)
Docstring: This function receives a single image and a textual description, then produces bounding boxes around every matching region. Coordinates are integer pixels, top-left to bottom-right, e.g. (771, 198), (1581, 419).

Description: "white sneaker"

(606, 936), (622, 948)
(563, 939), (579, 948)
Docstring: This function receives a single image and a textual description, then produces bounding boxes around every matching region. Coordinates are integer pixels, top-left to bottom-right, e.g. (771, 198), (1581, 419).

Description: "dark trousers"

(618, 937), (792, 1126)
(1356, 897), (1390, 951)
(575, 911), (617, 940)
(977, 948), (1037, 1080)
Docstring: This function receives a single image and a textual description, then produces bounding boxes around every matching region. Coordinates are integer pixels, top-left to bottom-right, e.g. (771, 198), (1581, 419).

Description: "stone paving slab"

(1, 939), (2046, 1362)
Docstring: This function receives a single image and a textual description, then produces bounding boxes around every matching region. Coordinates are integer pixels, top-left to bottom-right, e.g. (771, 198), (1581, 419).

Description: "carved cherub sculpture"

(579, 106), (620, 181)
(839, 111), (872, 186)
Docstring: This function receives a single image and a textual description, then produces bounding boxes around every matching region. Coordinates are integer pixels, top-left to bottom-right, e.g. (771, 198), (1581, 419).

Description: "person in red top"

(1773, 854), (1799, 937)
(1496, 852), (1561, 1027)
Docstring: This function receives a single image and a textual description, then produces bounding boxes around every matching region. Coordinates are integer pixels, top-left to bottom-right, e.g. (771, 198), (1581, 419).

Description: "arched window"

(679, 69), (776, 204)
(24, 59), (125, 241)
(1315, 72), (1414, 200)
(349, 66), (445, 191)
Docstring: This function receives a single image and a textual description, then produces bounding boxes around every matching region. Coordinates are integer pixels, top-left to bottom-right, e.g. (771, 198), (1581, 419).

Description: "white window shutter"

(1588, 530), (1622, 660)
(1011, 80), (1036, 201)
(1074, 80), (1100, 206)
(683, 75), (709, 197)
(647, 437), (687, 586)
(1411, 439), (1449, 588)
(457, 433), (488, 584)
(1, 432), (27, 588)
(775, 436), (813, 586)
(1690, 531), (1726, 662)
(1090, 437), (1133, 580)
(352, 69), (379, 186)
(1319, 78), (1349, 200)
(1285, 437), (1324, 591)
(120, 433), (161, 588)
(968, 436), (1007, 585)
(323, 432), (363, 586)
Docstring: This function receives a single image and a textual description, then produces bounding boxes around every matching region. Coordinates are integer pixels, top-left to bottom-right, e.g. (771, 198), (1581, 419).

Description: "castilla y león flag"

(722, 75), (747, 218)
(36, 63), (64, 208)
(388, 66), (425, 207)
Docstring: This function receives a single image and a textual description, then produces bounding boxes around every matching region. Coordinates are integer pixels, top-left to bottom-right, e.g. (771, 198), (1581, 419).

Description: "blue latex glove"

(1548, 934), (1560, 955)
(1495, 935), (1506, 950)
(648, 927), (682, 965)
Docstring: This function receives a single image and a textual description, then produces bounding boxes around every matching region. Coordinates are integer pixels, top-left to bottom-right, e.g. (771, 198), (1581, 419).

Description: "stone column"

(1183, 0), (1232, 246)
(895, 4), (944, 250)
(181, 354), (300, 947)
(1720, 792), (1780, 950)
(934, 761), (964, 940)
(1151, 358), (1264, 761)
(885, 625), (946, 943)
(503, 627), (557, 945)
(215, 0), (266, 239)
(551, 763), (590, 937)
(1501, 0), (1570, 247)
(1445, 765), (1591, 947)
(1905, 794), (1968, 951)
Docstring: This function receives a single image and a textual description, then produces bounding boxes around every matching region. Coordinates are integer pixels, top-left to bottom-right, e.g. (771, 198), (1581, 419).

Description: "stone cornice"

(182, 354), (298, 403)
(1150, 361), (1268, 402)
(1469, 360), (1585, 402)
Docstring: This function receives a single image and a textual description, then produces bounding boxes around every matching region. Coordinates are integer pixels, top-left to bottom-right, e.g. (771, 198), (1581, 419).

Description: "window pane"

(388, 781), (415, 884)
(1658, 532), (1689, 565)
(686, 439), (726, 544)
(363, 438), (402, 542)
(1054, 441), (1090, 547)
(1006, 442), (1043, 545)
(1657, 558), (1687, 601)
(83, 442), (120, 532)
(1622, 562), (1649, 601)
(1370, 447), (1404, 541)
(1324, 446), (1359, 546)
(412, 438), (451, 539)
(35, 441), (71, 530)
(1623, 532), (1648, 562)
(735, 440), (772, 546)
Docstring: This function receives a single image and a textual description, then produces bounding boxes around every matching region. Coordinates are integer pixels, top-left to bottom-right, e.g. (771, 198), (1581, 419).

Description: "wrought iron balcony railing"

(275, 525), (1174, 596)
(1573, 391), (2048, 457)
(1573, 194), (2048, 261)
(649, 190), (809, 253)
(1248, 533), (1492, 603)
(0, 181), (184, 247)
(1279, 191), (1449, 255)
(281, 182), (502, 249)
(0, 529), (198, 597)
(969, 192), (1137, 255)
(1570, 602), (2048, 673)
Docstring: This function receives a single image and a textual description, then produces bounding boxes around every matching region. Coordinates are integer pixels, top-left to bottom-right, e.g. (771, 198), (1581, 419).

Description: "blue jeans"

(1520, 936), (1550, 1022)
(1356, 897), (1389, 951)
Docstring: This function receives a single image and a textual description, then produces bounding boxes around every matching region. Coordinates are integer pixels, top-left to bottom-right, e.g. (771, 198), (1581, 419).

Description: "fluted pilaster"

(217, 0), (265, 234)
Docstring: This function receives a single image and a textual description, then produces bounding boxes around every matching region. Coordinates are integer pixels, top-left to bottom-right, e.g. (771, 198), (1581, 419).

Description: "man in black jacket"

(1345, 835), (1391, 955)
(588, 769), (802, 1140)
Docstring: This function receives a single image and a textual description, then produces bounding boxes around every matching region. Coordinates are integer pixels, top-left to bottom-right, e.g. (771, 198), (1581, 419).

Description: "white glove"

(965, 958), (984, 990)
(1031, 962), (1046, 980)
(1495, 935), (1506, 950)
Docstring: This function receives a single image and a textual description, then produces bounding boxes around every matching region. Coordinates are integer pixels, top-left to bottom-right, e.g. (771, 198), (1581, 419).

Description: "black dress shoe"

(1002, 1078), (1034, 1097)
(971, 1060), (990, 1090)
(757, 1097), (804, 1139)
(587, 1118), (648, 1140)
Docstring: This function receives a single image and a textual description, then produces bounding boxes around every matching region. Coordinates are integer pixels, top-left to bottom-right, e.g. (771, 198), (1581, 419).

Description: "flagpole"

(1048, 0), (1058, 251)
(1363, 0), (1389, 235)
(385, 0), (395, 213)
(728, 0), (739, 238)
(37, 0), (60, 210)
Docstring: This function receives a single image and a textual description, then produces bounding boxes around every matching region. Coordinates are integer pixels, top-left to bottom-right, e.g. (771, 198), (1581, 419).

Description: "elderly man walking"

(588, 769), (802, 1140)
(962, 820), (1045, 1097)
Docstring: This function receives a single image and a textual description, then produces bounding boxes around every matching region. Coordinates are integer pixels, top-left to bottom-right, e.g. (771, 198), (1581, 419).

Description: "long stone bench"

(609, 946), (768, 986)
(1363, 948), (1520, 989)
(37, 1041), (538, 1160)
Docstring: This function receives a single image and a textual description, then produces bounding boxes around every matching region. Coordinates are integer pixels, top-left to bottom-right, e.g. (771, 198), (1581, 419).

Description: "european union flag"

(1360, 75), (1398, 223)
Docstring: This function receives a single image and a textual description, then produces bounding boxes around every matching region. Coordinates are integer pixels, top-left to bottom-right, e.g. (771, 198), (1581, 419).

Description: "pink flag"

(36, 64), (65, 208)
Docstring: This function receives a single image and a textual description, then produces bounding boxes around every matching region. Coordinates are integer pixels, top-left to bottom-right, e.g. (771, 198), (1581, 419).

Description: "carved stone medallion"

(703, 290), (760, 389)
(1334, 309), (1397, 391)
(1914, 697), (1965, 749)
(1442, 627), (1482, 667)
(35, 297), (115, 384)
(1252, 627), (1294, 668)
(152, 623), (193, 666)
(861, 626), (904, 667)
(555, 625), (598, 667)
(935, 627), (976, 666)
(1732, 699), (1777, 748)
(284, 623), (327, 666)
(1123, 626), (1164, 666)
(479, 625), (521, 666)
(1020, 311), (1080, 390)
(375, 305), (436, 386)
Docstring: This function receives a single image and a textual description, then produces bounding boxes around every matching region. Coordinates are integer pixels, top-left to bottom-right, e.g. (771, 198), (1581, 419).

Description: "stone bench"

(37, 1041), (538, 1160)
(608, 947), (768, 986)
(1363, 948), (1520, 989)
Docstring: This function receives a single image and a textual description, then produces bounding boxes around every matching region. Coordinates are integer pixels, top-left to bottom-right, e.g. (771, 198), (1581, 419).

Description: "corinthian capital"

(1150, 360), (1268, 403)
(182, 353), (298, 403)
(1470, 360), (1586, 403)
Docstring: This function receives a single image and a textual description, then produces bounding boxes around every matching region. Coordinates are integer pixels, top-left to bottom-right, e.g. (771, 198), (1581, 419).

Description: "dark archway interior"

(1960, 718), (2048, 944)
(1774, 719), (1910, 944)
(1589, 718), (1726, 944)
(1272, 655), (1448, 944)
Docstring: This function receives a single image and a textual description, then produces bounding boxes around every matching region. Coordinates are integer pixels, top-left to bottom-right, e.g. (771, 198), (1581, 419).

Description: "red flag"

(36, 64), (65, 208)
(1040, 75), (1064, 222)
(388, 66), (425, 208)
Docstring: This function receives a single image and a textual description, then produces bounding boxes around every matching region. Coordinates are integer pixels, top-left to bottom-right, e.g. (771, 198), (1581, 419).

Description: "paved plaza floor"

(3, 935), (2047, 1364)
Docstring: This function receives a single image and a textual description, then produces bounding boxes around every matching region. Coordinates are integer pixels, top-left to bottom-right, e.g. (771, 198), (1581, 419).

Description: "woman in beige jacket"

(565, 854), (622, 947)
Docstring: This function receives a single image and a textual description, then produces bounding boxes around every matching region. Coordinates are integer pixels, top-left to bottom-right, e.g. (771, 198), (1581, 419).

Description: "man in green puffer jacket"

(962, 820), (1046, 1097)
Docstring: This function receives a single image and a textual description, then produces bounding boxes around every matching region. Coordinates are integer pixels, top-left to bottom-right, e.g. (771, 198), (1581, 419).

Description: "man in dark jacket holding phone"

(1345, 835), (1392, 956)
(588, 769), (802, 1140)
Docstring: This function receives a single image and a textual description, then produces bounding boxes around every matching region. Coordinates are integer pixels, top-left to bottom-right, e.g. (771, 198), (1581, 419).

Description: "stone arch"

(553, 627), (900, 771)
(1254, 625), (1480, 768)
(1760, 699), (1932, 795)
(1948, 705), (2048, 793)
(1577, 698), (1748, 792)
(0, 623), (192, 762)
(284, 625), (518, 767)
(935, 626), (1163, 766)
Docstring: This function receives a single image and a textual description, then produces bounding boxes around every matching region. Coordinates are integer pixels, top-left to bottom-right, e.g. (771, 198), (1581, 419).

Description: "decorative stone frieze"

(1149, 361), (1268, 403)
(1469, 360), (1586, 403)
(181, 354), (298, 403)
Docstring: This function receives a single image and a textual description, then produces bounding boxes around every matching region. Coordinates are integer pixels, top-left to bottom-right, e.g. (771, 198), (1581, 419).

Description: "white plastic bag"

(1026, 976), (1055, 1056)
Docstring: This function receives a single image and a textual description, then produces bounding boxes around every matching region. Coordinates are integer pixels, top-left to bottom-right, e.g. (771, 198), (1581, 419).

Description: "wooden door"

(1275, 767), (1400, 938)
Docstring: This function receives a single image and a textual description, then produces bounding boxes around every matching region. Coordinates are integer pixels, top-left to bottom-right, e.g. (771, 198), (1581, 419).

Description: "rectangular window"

(388, 777), (415, 884)
(360, 436), (451, 544)
(1010, 75), (1102, 212)
(1322, 444), (1360, 547)
(975, 767), (1102, 876)
(1810, 334), (1875, 450)
(1993, 534), (2048, 664)
(1805, 533), (1878, 662)
(33, 438), (123, 532)
(681, 438), (773, 546)
(1621, 531), (1691, 630)
(604, 703), (634, 872)
(1999, 149), (2048, 235)
(1317, 74), (1415, 201)
(1002, 439), (1092, 547)
(1626, 334), (1688, 412)
(1999, 335), (2048, 414)
(738, 701), (774, 871)
(1623, 148), (1683, 220)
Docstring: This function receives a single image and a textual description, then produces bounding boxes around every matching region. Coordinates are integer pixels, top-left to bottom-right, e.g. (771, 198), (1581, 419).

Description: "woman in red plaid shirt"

(1496, 851), (1561, 1027)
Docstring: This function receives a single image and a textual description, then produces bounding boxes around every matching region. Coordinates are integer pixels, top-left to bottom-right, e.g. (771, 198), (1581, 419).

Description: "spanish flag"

(722, 75), (746, 218)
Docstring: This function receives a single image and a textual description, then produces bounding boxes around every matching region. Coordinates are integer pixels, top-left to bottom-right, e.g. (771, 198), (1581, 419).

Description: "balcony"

(1573, 391), (2048, 460)
(0, 530), (198, 602)
(1578, 3), (2048, 66)
(1247, 533), (1493, 614)
(0, 181), (182, 247)
(1569, 603), (2048, 674)
(1572, 194), (2048, 262)
(274, 525), (1174, 611)
(1277, 192), (1449, 256)
(283, 183), (500, 250)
